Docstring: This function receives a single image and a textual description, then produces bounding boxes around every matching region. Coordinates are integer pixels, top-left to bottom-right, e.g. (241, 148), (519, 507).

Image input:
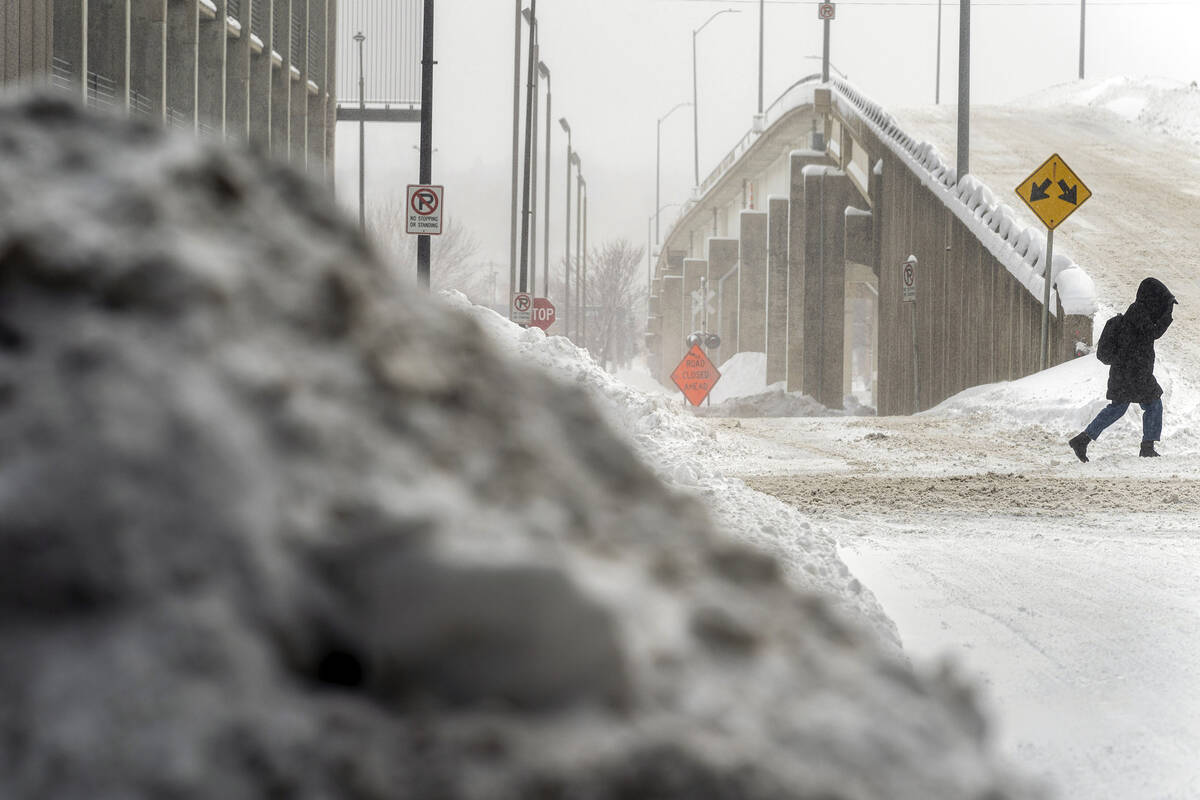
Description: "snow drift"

(0, 93), (1038, 799)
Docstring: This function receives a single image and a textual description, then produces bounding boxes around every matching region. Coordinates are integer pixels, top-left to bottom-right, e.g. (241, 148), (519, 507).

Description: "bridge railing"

(830, 79), (1096, 319)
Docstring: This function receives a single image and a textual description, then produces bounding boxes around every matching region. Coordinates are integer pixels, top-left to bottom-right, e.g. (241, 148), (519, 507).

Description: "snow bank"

(1020, 76), (1200, 145)
(443, 296), (895, 638)
(832, 80), (1099, 318)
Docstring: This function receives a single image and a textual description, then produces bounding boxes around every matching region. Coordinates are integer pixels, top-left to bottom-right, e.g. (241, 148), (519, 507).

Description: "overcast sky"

(332, 0), (1199, 287)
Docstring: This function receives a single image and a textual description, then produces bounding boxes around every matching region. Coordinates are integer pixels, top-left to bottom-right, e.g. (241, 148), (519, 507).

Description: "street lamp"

(657, 101), (691, 244)
(354, 31), (365, 230)
(574, 157), (584, 341)
(692, 8), (740, 186)
(539, 62), (552, 297)
(560, 117), (573, 336)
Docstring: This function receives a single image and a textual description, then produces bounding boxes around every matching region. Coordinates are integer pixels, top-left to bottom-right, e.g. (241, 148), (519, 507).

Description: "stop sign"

(530, 297), (556, 331)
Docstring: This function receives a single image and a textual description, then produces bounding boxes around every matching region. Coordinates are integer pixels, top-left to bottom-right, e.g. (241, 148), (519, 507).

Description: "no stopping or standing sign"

(406, 184), (444, 235)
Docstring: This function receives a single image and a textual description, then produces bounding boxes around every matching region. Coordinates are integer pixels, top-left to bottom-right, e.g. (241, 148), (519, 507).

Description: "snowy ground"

(455, 76), (1200, 800)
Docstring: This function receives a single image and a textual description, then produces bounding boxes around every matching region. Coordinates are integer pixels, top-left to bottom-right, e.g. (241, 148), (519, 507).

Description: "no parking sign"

(406, 184), (444, 235)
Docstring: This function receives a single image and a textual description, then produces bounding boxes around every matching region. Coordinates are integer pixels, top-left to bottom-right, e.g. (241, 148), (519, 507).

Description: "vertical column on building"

(197, 0), (227, 137)
(801, 165), (853, 410)
(305, 0), (328, 175)
(269, 0), (290, 157)
(248, 0), (272, 147)
(225, 0), (251, 139)
(166, 0), (199, 131)
(131, 0), (167, 121)
(50, 0), (88, 102)
(87, 0), (129, 111)
(4, 0), (55, 84)
(321, 0), (335, 178)
(289, 0), (308, 166)
(659, 272), (685, 385)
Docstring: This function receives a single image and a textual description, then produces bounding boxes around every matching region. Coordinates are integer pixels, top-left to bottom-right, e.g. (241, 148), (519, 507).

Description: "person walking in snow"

(1069, 277), (1177, 462)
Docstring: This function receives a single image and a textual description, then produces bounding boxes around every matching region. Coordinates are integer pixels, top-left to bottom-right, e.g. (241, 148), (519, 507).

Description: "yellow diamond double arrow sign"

(1015, 153), (1092, 230)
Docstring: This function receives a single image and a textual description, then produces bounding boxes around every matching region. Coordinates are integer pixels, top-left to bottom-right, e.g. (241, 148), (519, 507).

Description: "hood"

(1135, 277), (1177, 317)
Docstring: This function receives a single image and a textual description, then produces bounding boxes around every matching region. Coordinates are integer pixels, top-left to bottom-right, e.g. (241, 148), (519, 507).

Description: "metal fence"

(336, 0), (422, 106)
(85, 71), (117, 112)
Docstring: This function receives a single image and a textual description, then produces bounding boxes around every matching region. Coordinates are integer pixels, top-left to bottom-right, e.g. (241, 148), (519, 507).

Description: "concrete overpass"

(648, 78), (1097, 415)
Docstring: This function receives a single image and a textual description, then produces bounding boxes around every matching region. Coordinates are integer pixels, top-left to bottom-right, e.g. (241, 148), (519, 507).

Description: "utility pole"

(757, 0), (764, 113)
(518, 0), (538, 294)
(417, 0), (435, 289)
(956, 0), (970, 182)
(540, 63), (552, 298)
(574, 166), (583, 340)
(935, 0), (942, 104)
(1078, 0), (1086, 80)
(509, 0), (522, 301)
(354, 32), (365, 230)
(560, 119), (573, 338)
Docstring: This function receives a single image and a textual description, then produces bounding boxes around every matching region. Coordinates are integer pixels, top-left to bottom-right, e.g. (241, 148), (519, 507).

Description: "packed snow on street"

(451, 76), (1200, 800)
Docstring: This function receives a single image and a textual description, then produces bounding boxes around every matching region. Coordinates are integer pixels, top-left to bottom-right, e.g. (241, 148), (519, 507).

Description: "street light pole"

(657, 101), (691, 244)
(957, 0), (970, 181)
(1078, 0), (1086, 80)
(692, 8), (740, 186)
(575, 163), (583, 340)
(540, 62), (552, 298)
(354, 31), (365, 231)
(510, 0), (522, 302)
(560, 118), (573, 336)
(518, 1), (539, 295)
(758, 0), (764, 114)
(935, 0), (942, 104)
(416, 0), (435, 290)
(581, 177), (588, 347)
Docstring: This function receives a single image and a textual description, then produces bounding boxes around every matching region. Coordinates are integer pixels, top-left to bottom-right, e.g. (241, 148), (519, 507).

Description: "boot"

(1140, 441), (1160, 458)
(1068, 432), (1091, 463)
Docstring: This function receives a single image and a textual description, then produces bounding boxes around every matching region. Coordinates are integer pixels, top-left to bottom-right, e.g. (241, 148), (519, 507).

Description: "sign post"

(817, 4), (835, 82)
(671, 344), (722, 407)
(1015, 153), (1091, 369)
(902, 255), (919, 412)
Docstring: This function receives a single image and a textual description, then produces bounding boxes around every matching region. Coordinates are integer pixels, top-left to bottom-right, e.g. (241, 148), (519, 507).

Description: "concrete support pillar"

(682, 258), (708, 339)
(785, 149), (830, 393)
(844, 208), (875, 404)
(51, 0), (87, 101)
(166, 0), (198, 130)
(801, 165), (853, 409)
(736, 210), (768, 356)
(131, 0), (166, 120)
(197, 0), (227, 137)
(660, 272), (685, 385)
(765, 195), (789, 385)
(270, 0), (290, 157)
(707, 237), (739, 366)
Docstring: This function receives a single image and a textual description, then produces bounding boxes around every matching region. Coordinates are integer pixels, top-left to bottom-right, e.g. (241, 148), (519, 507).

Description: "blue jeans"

(1085, 398), (1163, 442)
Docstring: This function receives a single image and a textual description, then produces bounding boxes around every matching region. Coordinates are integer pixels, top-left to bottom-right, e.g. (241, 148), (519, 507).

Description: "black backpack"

(1095, 314), (1124, 365)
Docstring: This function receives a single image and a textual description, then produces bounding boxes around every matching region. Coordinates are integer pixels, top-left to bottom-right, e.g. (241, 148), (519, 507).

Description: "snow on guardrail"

(831, 80), (1098, 318)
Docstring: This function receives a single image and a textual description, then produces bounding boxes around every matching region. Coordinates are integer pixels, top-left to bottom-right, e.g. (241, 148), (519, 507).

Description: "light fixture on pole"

(539, 61), (552, 298)
(692, 8), (740, 186)
(657, 101), (691, 244)
(354, 31), (365, 231)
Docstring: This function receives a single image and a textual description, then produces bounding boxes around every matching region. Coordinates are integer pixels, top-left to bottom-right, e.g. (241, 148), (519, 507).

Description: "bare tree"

(365, 194), (489, 302)
(584, 238), (645, 370)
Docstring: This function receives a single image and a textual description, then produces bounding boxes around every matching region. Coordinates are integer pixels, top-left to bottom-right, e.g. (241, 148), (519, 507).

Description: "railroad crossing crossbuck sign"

(406, 184), (444, 235)
(1015, 154), (1091, 231)
(817, 3), (836, 20)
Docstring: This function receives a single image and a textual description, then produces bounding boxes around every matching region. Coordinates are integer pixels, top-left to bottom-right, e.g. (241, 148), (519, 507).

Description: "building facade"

(1, 0), (337, 174)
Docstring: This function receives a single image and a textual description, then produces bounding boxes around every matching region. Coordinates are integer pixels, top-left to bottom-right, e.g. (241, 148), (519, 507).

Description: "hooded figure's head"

(1136, 277), (1178, 318)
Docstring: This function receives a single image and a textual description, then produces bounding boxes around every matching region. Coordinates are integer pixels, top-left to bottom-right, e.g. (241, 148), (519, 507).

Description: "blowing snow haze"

(3, 1), (1200, 798)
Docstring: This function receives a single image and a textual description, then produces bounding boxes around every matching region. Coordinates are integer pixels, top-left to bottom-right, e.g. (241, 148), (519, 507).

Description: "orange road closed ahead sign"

(671, 344), (721, 406)
(1015, 153), (1091, 230)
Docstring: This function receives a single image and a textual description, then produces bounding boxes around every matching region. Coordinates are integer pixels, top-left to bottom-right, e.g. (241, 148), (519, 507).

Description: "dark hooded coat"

(1107, 277), (1176, 403)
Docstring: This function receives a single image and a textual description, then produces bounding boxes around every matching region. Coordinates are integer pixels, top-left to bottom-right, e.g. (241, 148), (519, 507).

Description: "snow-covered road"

(712, 402), (1200, 800)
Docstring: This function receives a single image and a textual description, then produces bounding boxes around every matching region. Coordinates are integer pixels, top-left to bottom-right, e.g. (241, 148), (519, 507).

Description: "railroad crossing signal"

(1015, 154), (1091, 230)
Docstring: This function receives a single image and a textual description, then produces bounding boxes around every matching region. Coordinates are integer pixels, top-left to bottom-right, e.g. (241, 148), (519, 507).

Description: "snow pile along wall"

(0, 95), (1040, 799)
(832, 79), (1099, 318)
